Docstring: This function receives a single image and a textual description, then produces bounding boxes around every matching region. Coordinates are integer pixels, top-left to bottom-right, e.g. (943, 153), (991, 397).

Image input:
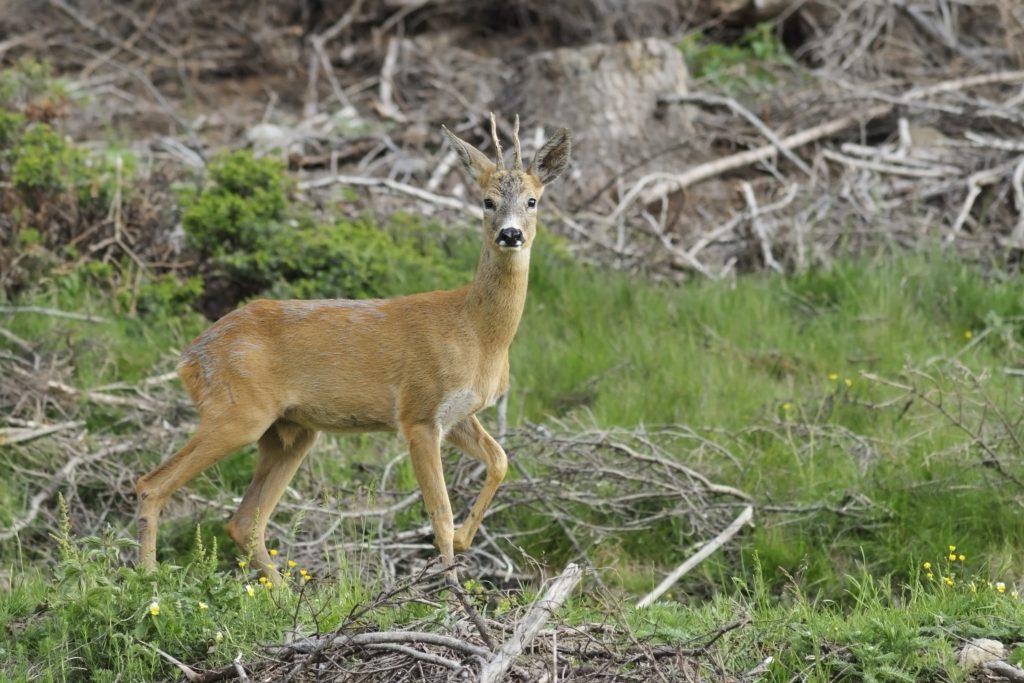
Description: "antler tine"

(511, 114), (523, 170)
(489, 112), (505, 170)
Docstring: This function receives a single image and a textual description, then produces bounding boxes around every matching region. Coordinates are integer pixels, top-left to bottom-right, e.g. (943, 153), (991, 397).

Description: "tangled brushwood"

(1, 1), (1023, 288)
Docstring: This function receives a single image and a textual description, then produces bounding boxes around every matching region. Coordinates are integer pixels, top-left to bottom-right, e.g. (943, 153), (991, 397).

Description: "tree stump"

(504, 38), (692, 200)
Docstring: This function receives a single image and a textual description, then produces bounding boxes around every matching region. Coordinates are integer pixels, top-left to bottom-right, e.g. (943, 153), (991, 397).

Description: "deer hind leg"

(402, 421), (456, 571)
(136, 409), (273, 571)
(445, 415), (508, 553)
(227, 420), (318, 581)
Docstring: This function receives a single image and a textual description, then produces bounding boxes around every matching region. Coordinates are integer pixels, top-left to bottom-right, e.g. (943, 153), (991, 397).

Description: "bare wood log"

(636, 505), (753, 608)
(479, 563), (584, 683)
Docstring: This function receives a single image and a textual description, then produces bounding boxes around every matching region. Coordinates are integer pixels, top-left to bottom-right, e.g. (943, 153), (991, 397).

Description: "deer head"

(442, 114), (571, 255)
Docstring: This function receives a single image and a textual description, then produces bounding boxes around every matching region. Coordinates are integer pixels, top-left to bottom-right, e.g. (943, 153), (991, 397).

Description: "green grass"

(3, 239), (1024, 680)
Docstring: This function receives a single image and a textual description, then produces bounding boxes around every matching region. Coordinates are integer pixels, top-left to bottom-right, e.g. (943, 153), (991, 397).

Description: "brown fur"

(135, 120), (571, 578)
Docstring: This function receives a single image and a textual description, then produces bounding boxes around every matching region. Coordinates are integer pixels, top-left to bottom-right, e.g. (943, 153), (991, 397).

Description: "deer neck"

(464, 245), (531, 351)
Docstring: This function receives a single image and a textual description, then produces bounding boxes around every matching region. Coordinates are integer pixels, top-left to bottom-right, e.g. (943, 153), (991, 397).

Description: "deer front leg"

(445, 415), (508, 553)
(402, 421), (456, 569)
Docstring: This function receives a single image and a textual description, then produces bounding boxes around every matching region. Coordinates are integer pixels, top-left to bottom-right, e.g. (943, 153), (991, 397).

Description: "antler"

(489, 112), (505, 170)
(512, 114), (523, 170)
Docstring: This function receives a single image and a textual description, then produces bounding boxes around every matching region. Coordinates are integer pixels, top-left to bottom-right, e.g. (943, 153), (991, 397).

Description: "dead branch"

(0, 442), (136, 542)
(298, 174), (482, 219)
(636, 505), (753, 608)
(479, 562), (584, 683)
(659, 92), (813, 176)
(608, 104), (894, 222)
(741, 182), (782, 273)
(0, 305), (108, 323)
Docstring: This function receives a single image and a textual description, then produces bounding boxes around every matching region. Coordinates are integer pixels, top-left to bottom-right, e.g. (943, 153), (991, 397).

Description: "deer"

(135, 114), (571, 581)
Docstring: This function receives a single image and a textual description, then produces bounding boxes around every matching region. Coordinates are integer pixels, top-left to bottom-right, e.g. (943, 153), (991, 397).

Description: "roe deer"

(135, 115), (571, 579)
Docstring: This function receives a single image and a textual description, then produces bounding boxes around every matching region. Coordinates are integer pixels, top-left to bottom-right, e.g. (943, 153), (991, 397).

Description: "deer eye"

(483, 198), (496, 211)
(527, 198), (537, 209)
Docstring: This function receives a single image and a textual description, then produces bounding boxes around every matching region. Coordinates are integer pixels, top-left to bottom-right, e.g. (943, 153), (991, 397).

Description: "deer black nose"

(497, 227), (524, 247)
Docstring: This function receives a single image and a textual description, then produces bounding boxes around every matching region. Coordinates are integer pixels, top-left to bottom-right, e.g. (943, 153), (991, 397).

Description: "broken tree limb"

(606, 104), (893, 223)
(298, 174), (483, 219)
(659, 91), (814, 177)
(0, 442), (136, 541)
(636, 505), (753, 608)
(0, 421), (83, 446)
(611, 70), (1024, 222)
(478, 563), (584, 683)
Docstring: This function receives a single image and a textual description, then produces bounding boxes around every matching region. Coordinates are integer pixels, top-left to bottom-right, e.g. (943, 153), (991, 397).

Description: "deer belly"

(282, 404), (393, 433)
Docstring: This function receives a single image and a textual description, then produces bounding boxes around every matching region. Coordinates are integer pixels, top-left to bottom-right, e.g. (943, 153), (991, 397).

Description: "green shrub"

(0, 58), (65, 112)
(181, 150), (290, 257)
(182, 150), (467, 303)
(679, 23), (793, 89)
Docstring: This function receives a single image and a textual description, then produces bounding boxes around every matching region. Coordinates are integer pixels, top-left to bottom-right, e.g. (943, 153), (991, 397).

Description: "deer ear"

(441, 125), (496, 189)
(529, 128), (571, 185)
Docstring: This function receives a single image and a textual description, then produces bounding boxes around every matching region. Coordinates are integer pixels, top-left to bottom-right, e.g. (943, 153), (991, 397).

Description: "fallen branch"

(0, 305), (108, 323)
(659, 91), (813, 176)
(607, 104), (893, 222)
(274, 630), (492, 660)
(479, 562), (584, 683)
(741, 182), (782, 273)
(636, 505), (753, 608)
(613, 70), (1024, 221)
(0, 421), (83, 446)
(0, 442), (135, 541)
(298, 174), (482, 219)
(982, 661), (1024, 682)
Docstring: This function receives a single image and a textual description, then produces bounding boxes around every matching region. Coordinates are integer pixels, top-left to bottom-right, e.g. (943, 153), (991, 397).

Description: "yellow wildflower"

(198, 601), (208, 610)
(782, 402), (793, 412)
(926, 572), (934, 580)
(265, 581), (273, 589)
(948, 553), (957, 561)
(844, 378), (853, 388)
(215, 631), (224, 643)
(943, 576), (954, 587)
(828, 372), (839, 381)
(238, 559), (247, 568)
(148, 601), (160, 616)
(270, 548), (279, 557)
(1013, 591), (1020, 600)
(958, 554), (965, 562)
(996, 582), (1006, 593)
(245, 584), (255, 597)
(922, 562), (931, 570)
(949, 545), (956, 552)
(288, 559), (297, 568)
(964, 330), (973, 340)
(259, 576), (268, 584)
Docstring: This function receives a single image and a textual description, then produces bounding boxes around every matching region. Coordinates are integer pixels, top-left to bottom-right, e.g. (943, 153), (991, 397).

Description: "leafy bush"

(679, 23), (793, 89)
(182, 150), (467, 305)
(0, 58), (65, 112)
